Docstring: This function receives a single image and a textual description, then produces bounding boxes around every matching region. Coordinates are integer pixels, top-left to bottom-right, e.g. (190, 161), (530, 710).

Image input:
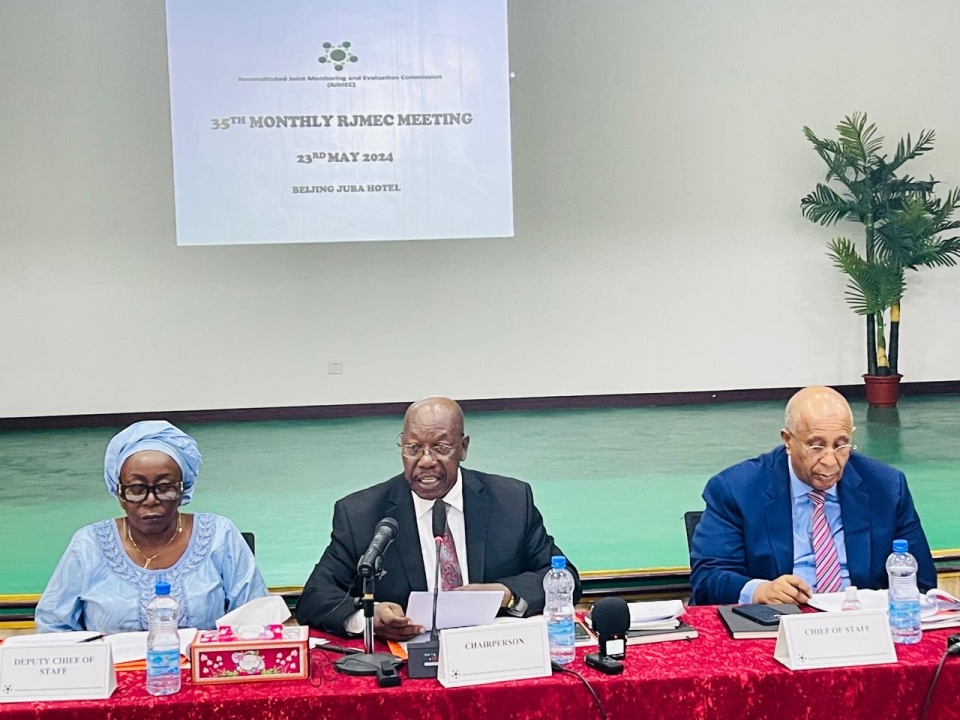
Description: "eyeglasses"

(799, 443), (857, 459)
(397, 434), (463, 460)
(118, 482), (183, 503)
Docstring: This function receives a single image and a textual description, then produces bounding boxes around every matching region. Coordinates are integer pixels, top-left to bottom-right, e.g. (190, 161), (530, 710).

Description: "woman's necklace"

(126, 513), (182, 568)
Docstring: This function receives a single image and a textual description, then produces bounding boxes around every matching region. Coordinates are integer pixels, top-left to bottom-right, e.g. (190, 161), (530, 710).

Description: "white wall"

(1, 0), (959, 418)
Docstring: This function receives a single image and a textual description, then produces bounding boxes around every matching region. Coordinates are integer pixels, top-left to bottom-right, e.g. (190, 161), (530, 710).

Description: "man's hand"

(454, 583), (512, 607)
(373, 602), (424, 641)
(752, 575), (812, 605)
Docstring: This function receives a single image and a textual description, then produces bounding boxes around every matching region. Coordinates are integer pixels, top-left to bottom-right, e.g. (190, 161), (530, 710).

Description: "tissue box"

(190, 625), (309, 685)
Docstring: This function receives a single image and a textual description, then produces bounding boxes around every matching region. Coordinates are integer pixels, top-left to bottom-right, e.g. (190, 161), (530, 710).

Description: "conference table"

(2, 606), (958, 720)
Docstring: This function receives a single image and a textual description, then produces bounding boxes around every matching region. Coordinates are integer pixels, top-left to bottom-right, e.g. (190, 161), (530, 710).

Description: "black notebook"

(625, 621), (699, 645)
(717, 604), (801, 639)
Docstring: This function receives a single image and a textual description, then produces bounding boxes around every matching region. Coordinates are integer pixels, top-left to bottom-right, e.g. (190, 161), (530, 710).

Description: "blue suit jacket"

(690, 446), (936, 605)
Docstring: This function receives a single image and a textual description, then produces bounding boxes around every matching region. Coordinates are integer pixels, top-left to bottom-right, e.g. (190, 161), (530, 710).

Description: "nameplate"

(773, 610), (897, 670)
(437, 617), (551, 688)
(0, 643), (117, 703)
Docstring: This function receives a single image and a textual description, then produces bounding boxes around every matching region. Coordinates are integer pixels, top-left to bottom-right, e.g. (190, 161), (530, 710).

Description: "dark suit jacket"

(295, 469), (581, 635)
(690, 446), (936, 605)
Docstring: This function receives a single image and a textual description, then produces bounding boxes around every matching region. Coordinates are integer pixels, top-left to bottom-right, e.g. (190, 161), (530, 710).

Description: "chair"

(683, 511), (703, 553)
(241, 532), (256, 556)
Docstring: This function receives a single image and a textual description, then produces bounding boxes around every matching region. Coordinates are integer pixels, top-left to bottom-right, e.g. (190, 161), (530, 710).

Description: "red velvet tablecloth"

(3, 606), (959, 720)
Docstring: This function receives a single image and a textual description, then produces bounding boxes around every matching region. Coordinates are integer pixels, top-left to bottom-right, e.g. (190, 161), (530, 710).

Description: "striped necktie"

(808, 490), (842, 594)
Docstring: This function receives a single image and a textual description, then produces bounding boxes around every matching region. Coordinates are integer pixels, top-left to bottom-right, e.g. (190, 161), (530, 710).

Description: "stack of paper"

(808, 588), (960, 630)
(626, 600), (686, 630)
(586, 599), (686, 631)
(106, 629), (198, 670)
(919, 589), (960, 628)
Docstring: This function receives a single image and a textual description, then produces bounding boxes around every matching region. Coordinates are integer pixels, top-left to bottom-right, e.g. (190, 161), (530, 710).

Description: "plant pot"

(862, 373), (903, 408)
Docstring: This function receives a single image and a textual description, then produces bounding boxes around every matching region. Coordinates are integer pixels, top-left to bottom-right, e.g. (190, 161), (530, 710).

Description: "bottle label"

(146, 649), (181, 677)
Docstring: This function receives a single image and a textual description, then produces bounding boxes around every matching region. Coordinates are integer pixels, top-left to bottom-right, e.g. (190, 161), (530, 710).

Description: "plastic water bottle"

(146, 580), (181, 695)
(886, 539), (922, 645)
(543, 555), (576, 665)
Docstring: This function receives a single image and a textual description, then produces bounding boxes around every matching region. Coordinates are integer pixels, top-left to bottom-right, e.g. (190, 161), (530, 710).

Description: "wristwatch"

(504, 591), (528, 618)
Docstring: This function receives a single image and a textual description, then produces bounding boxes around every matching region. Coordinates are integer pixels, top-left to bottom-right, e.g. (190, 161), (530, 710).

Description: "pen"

(79, 634), (105, 643)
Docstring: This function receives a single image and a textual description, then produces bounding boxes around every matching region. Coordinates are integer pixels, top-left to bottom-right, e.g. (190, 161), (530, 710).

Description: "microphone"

(356, 517), (399, 578)
(409, 500), (447, 679)
(591, 597), (630, 658)
(585, 597), (629, 675)
(432, 498), (447, 540)
(429, 500), (447, 640)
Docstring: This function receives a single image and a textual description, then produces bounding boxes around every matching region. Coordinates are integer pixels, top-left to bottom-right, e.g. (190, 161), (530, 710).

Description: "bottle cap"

(155, 581), (171, 596)
(892, 539), (908, 553)
(845, 586), (858, 600)
(551, 556), (566, 570)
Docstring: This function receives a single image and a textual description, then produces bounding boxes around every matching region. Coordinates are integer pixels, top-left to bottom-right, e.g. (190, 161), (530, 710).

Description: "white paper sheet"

(1, 631), (103, 646)
(627, 600), (685, 628)
(104, 629), (197, 664)
(809, 588), (960, 628)
(405, 591), (502, 632)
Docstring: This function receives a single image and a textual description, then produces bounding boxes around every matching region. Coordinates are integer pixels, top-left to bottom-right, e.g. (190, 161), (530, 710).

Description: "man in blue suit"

(690, 386), (936, 606)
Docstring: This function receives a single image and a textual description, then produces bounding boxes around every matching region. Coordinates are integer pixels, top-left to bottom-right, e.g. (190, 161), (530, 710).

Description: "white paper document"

(104, 629), (197, 664)
(627, 600), (685, 628)
(406, 590), (502, 632)
(1, 631), (103, 646)
(809, 588), (960, 629)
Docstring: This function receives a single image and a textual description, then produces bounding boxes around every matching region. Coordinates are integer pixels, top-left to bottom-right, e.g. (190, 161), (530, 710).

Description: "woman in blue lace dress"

(35, 421), (269, 632)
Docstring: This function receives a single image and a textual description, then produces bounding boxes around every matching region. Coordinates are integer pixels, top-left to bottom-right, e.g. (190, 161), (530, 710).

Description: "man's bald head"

(403, 396), (465, 437)
(784, 386), (853, 435)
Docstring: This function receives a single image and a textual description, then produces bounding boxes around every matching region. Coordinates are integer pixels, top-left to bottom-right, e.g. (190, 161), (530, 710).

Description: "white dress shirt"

(344, 469), (470, 633)
(411, 468), (470, 592)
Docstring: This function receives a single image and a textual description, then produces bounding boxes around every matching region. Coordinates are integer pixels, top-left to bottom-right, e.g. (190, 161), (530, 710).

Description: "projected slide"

(165, 0), (513, 245)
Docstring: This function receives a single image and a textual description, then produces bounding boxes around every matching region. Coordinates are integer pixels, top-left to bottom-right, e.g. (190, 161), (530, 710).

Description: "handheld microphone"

(356, 517), (399, 578)
(585, 597), (629, 675)
(409, 500), (447, 679)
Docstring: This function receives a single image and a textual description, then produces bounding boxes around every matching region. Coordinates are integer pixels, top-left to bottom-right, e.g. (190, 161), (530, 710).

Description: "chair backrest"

(241, 531), (256, 556)
(683, 511), (703, 553)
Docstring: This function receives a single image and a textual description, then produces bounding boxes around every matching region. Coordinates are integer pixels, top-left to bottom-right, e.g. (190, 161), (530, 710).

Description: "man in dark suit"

(296, 396), (580, 639)
(690, 386), (935, 606)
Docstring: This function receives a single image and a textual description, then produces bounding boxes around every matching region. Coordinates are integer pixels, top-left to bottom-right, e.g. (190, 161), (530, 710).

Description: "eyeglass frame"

(396, 433), (465, 460)
(118, 481), (184, 503)
(797, 442), (857, 459)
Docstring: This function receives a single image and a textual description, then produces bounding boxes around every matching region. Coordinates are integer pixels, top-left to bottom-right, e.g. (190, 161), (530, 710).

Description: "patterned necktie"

(808, 490), (842, 593)
(437, 503), (463, 591)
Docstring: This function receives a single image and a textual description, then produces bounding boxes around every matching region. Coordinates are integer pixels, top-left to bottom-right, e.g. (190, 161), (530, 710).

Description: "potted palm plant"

(801, 113), (960, 407)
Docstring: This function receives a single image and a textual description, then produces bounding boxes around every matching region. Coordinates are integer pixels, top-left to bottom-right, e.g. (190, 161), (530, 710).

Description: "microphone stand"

(335, 557), (404, 676)
(430, 536), (441, 641)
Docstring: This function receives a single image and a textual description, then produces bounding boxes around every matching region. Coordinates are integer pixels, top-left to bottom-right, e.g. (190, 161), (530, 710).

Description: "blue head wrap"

(104, 421), (203, 505)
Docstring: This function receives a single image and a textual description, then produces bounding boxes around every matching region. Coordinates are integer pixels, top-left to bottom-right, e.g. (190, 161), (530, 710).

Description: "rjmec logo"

(318, 42), (358, 71)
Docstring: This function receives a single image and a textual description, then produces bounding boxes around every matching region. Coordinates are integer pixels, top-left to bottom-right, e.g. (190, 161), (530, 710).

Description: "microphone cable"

(551, 662), (608, 720)
(919, 634), (960, 720)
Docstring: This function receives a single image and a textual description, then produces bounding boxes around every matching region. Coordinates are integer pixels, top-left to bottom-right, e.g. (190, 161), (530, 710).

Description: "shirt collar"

(788, 456), (839, 501)
(411, 467), (464, 519)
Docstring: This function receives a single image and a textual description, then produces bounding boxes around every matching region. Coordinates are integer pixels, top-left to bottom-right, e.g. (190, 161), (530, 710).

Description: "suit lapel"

(461, 469), (489, 584)
(386, 476), (427, 593)
(763, 450), (795, 577)
(838, 462), (871, 586)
